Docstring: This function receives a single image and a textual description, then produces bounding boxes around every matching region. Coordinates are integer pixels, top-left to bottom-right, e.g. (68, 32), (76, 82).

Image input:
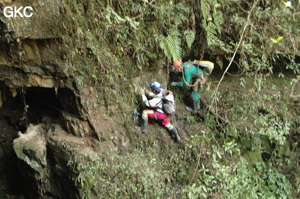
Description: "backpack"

(162, 90), (176, 116)
(190, 60), (214, 77)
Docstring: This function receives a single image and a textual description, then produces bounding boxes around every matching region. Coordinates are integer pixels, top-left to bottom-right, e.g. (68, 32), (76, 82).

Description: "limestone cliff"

(0, 0), (138, 198)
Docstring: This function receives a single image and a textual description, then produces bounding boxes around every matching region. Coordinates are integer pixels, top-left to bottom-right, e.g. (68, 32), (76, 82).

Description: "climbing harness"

(181, 60), (214, 88)
(181, 63), (201, 87)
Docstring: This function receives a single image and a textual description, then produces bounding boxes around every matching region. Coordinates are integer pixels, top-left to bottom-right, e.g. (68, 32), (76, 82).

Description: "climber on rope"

(135, 82), (181, 142)
(170, 59), (214, 113)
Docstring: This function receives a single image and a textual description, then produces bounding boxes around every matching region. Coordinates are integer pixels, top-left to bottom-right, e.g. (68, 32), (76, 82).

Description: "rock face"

(1, 0), (63, 39)
(0, 0), (105, 198)
(13, 124), (49, 198)
(14, 124), (47, 172)
(12, 123), (85, 198)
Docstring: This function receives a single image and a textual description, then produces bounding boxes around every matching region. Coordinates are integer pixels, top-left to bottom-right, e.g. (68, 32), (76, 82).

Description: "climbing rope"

(290, 78), (300, 98)
(181, 64), (202, 87)
(212, 0), (259, 105)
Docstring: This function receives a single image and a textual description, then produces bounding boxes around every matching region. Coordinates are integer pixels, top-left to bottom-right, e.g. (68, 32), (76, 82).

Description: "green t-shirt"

(177, 62), (203, 87)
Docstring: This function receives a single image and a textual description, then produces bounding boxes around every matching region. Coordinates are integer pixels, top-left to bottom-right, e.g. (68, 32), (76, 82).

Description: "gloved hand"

(148, 92), (155, 98)
(199, 76), (207, 85)
(170, 82), (178, 86)
(142, 94), (147, 102)
(139, 88), (145, 95)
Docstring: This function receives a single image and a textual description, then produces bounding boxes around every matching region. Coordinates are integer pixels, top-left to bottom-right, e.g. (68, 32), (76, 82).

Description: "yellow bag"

(191, 60), (214, 77)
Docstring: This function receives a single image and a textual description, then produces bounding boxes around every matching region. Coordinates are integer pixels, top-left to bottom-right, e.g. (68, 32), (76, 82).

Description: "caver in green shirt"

(175, 62), (204, 87)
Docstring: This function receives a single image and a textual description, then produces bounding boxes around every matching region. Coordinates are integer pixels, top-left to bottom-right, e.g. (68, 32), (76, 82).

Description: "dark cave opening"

(0, 86), (63, 133)
(23, 87), (62, 125)
(0, 85), (77, 198)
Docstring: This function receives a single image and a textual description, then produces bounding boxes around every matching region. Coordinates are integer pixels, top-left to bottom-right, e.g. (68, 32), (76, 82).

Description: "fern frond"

(174, 16), (183, 27)
(200, 0), (211, 19)
(166, 35), (176, 59)
(213, 11), (224, 34)
(184, 30), (196, 49)
(172, 36), (182, 61)
(159, 35), (173, 61)
(161, 34), (182, 62)
(206, 23), (218, 47)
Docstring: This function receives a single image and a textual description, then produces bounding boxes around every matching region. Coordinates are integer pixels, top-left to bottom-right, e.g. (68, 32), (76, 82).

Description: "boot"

(169, 126), (181, 142)
(135, 117), (148, 133)
(133, 108), (140, 121)
(186, 100), (200, 113)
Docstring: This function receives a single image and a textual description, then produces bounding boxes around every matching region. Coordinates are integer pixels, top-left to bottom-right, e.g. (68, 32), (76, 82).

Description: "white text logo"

(3, 6), (34, 18)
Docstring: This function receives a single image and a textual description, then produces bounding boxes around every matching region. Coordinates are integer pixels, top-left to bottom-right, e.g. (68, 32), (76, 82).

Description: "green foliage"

(58, 1), (299, 198)
(227, 81), (291, 149)
(197, 76), (298, 197)
(4, 33), (13, 44)
(75, 158), (108, 199)
(157, 3), (191, 61)
(62, 0), (300, 86)
(186, 115), (197, 124)
(200, 0), (229, 52)
(72, 148), (170, 198)
(224, 0), (299, 74)
(182, 159), (292, 199)
(159, 31), (182, 62)
(184, 30), (196, 49)
(68, 73), (299, 197)
(252, 115), (291, 145)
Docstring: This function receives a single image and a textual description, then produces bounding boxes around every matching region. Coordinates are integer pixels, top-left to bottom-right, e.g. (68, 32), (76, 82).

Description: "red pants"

(144, 110), (170, 126)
